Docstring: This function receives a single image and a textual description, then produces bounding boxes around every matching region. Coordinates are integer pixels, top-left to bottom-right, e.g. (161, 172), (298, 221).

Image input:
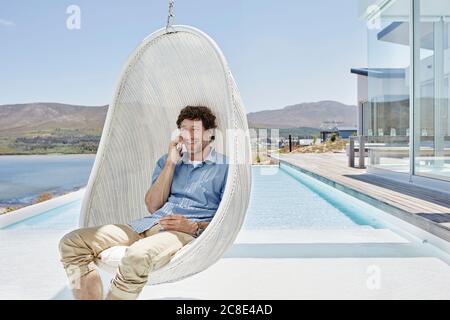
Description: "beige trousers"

(58, 223), (194, 300)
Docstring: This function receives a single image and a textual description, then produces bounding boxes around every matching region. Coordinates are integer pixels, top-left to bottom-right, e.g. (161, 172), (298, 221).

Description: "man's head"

(176, 106), (217, 154)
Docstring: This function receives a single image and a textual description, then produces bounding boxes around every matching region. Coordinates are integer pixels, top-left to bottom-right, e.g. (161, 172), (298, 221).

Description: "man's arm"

(145, 159), (176, 213)
(145, 137), (183, 213)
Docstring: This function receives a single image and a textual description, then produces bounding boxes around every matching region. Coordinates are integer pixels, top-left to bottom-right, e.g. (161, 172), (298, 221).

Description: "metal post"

(289, 134), (292, 152)
(409, 0), (421, 181)
(348, 136), (355, 167)
(358, 135), (365, 168)
(434, 17), (445, 167)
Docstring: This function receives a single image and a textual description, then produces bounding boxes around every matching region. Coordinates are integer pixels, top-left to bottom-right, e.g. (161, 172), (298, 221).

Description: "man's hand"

(159, 214), (198, 236)
(167, 136), (184, 166)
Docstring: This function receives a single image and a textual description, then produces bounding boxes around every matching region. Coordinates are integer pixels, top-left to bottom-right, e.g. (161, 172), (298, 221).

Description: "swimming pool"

(244, 165), (382, 229)
(2, 163), (450, 300)
(3, 164), (450, 262)
(5, 165), (383, 231)
(5, 164), (450, 241)
(0, 165), (443, 228)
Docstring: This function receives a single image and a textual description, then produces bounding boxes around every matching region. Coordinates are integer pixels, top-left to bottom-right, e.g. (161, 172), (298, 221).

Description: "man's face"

(179, 119), (206, 154)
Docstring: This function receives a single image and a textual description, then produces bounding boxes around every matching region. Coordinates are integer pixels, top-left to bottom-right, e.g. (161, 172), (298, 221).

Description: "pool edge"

(276, 158), (450, 244)
(0, 188), (85, 229)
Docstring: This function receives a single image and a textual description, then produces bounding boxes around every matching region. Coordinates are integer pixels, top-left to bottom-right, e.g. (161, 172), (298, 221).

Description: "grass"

(0, 128), (100, 155)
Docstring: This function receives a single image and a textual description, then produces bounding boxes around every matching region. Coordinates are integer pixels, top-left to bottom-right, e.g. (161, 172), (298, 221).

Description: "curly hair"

(176, 106), (218, 141)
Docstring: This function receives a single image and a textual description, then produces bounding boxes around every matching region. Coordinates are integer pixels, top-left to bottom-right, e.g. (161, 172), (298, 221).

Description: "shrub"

(4, 206), (19, 213)
(34, 192), (53, 204)
(330, 133), (337, 142)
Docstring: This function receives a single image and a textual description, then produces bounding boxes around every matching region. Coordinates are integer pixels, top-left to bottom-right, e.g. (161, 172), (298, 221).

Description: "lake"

(0, 154), (95, 206)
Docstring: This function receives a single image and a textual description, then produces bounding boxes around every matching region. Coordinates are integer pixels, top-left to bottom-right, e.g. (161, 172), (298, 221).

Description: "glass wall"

(413, 0), (450, 181)
(363, 0), (450, 182)
(366, 0), (411, 174)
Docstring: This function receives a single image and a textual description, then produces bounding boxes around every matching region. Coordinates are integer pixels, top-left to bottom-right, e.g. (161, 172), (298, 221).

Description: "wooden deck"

(275, 152), (450, 242)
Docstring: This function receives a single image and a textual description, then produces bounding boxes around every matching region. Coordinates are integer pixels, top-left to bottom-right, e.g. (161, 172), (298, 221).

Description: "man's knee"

(59, 230), (77, 251)
(120, 247), (154, 277)
(58, 228), (90, 259)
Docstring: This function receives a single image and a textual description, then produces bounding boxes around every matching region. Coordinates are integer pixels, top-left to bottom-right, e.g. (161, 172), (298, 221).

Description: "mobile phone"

(176, 142), (186, 157)
(176, 143), (183, 156)
(172, 129), (185, 157)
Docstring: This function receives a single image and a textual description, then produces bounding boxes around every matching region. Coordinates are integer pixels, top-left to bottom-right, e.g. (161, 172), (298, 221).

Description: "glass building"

(354, 0), (450, 190)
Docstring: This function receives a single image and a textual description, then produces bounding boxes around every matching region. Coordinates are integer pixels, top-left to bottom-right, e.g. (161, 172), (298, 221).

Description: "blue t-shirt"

(128, 148), (229, 234)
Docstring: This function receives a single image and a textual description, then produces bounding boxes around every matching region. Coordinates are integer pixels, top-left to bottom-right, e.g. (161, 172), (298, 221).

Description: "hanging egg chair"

(79, 22), (252, 285)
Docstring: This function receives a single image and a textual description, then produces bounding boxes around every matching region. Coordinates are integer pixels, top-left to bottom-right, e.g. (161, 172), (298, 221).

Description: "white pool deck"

(1, 186), (450, 300)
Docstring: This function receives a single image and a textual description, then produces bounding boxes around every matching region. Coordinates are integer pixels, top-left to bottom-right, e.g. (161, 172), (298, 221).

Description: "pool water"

(243, 165), (382, 230)
(4, 163), (450, 266)
(6, 200), (82, 231)
(5, 166), (394, 232)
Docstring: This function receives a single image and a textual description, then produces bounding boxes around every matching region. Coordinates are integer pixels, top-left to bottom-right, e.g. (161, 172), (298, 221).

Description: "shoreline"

(0, 186), (85, 215)
(0, 153), (96, 157)
(0, 153), (94, 215)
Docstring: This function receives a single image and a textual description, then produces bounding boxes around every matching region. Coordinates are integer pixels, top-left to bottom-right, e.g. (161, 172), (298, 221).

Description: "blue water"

(4, 161), (450, 271)
(0, 154), (95, 205)
(5, 164), (388, 231)
(6, 200), (82, 230)
(243, 166), (381, 229)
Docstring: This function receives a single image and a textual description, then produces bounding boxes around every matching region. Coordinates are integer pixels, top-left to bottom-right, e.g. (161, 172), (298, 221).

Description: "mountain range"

(0, 100), (357, 135)
(247, 100), (357, 129)
(0, 103), (108, 135)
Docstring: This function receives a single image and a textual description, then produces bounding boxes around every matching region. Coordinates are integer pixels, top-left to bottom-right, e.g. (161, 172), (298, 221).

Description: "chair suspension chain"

(166, 0), (175, 32)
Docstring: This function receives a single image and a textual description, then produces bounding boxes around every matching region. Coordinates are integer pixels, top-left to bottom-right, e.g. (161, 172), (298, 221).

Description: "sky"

(0, 0), (367, 112)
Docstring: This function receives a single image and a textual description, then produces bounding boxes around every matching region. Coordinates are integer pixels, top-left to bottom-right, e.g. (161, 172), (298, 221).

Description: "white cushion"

(95, 246), (128, 274)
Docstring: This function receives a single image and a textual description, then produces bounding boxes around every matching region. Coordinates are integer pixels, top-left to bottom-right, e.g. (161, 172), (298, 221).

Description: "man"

(59, 106), (228, 300)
